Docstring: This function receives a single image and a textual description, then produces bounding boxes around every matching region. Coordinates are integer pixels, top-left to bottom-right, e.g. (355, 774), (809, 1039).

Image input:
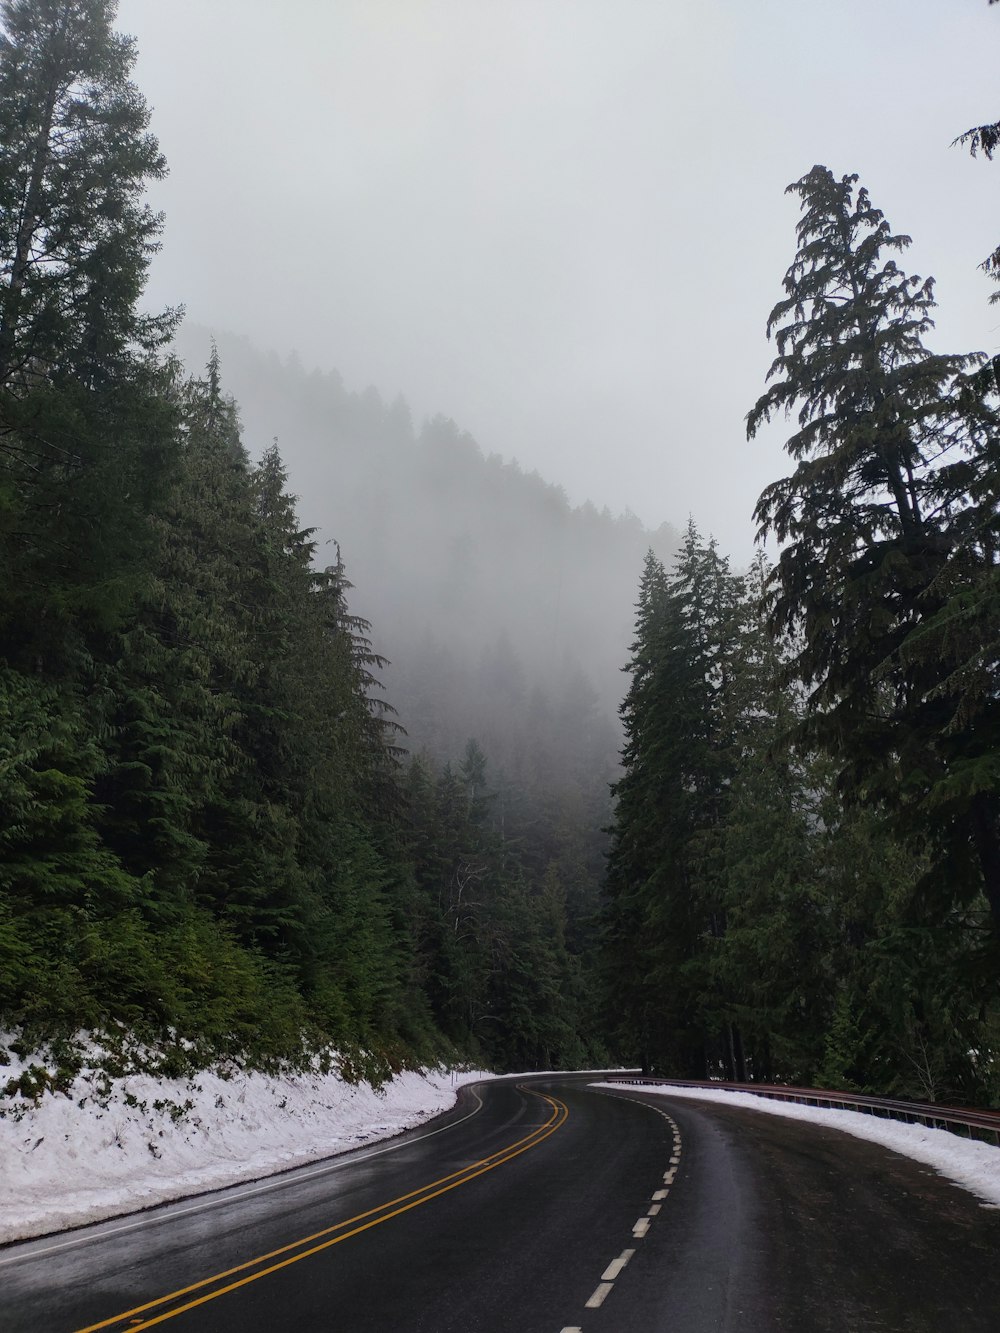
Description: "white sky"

(118, 0), (1000, 560)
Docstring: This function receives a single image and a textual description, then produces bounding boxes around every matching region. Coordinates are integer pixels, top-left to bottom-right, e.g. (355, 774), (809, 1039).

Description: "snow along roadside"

(0, 1054), (489, 1245)
(592, 1081), (1000, 1209)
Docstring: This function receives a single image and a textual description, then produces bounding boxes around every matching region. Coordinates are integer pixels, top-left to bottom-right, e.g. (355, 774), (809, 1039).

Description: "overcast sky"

(118, 0), (999, 560)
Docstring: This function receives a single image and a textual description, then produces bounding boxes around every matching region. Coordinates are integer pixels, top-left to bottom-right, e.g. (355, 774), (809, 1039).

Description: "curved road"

(3, 1076), (998, 1331)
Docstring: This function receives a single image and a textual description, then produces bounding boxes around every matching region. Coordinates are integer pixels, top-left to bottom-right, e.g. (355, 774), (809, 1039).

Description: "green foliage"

(748, 165), (1000, 934)
(604, 526), (746, 1076)
(817, 992), (862, 1092)
(0, 0), (174, 393)
(603, 528), (1000, 1102)
(398, 744), (598, 1071)
(5, 0), (998, 1107)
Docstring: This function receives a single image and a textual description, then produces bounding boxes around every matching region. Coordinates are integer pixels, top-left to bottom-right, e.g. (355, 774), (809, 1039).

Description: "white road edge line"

(585, 1282), (615, 1309)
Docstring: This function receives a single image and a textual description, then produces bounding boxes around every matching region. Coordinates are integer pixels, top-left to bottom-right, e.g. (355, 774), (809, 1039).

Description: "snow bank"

(593, 1081), (1000, 1209)
(0, 1044), (488, 1244)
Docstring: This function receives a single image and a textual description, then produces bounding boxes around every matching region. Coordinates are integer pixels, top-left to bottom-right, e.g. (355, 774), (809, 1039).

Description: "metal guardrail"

(605, 1076), (1000, 1146)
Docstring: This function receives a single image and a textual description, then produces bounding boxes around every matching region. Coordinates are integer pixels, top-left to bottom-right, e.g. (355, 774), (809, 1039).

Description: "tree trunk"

(0, 69), (60, 387)
(730, 1023), (747, 1083)
(971, 794), (1000, 932)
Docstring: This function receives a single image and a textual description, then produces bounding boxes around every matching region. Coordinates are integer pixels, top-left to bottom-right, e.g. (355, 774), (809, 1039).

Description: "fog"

(172, 324), (671, 804)
(119, 0), (999, 564)
(106, 0), (1000, 824)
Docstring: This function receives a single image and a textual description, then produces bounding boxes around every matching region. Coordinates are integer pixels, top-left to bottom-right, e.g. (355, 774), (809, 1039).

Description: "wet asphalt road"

(3, 1077), (999, 1332)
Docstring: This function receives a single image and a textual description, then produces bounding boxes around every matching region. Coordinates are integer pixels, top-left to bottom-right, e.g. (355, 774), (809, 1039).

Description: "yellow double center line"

(76, 1087), (568, 1332)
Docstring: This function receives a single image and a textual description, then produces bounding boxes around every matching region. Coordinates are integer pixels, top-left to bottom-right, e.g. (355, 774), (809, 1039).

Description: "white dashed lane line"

(585, 1282), (615, 1309)
(601, 1249), (635, 1281)
(555, 1093), (683, 1330)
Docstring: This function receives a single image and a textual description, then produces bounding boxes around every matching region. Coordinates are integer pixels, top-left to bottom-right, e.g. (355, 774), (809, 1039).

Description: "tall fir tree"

(0, 0), (179, 666)
(0, 0), (173, 393)
(747, 165), (1000, 932)
(604, 526), (743, 1075)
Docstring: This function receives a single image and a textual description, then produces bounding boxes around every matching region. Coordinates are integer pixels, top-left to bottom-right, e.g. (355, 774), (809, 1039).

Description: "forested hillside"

(0, 0), (639, 1078)
(168, 325), (679, 963)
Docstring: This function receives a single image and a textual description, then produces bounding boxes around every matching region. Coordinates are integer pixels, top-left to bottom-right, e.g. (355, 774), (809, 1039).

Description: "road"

(3, 1076), (999, 1331)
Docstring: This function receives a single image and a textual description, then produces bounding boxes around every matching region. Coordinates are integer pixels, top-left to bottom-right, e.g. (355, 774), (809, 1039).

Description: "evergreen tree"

(604, 526), (743, 1075)
(747, 165), (1000, 931)
(604, 533), (1000, 1098)
(0, 0), (179, 667)
(90, 355), (255, 914)
(0, 2), (439, 1065)
(0, 0), (173, 393)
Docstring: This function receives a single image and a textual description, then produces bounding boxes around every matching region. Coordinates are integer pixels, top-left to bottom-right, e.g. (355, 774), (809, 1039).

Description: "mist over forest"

(170, 324), (682, 931)
(175, 325), (679, 751)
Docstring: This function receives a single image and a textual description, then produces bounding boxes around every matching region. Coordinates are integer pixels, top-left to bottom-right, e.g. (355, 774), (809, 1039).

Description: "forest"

(605, 163), (1000, 1103)
(0, 0), (646, 1082)
(2, 0), (1000, 1106)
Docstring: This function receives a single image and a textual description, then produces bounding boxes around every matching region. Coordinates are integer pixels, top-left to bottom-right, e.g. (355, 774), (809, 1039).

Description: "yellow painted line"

(75, 1089), (568, 1333)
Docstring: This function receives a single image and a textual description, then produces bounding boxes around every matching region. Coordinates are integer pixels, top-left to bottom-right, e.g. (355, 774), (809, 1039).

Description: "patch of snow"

(0, 1040), (488, 1244)
(593, 1081), (1000, 1209)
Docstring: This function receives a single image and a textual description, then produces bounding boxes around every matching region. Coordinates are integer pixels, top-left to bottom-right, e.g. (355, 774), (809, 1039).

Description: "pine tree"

(0, 0), (179, 665)
(0, 667), (142, 1027)
(0, 0), (173, 393)
(747, 165), (1000, 930)
(604, 527), (743, 1075)
(91, 355), (257, 915)
(691, 553), (809, 1081)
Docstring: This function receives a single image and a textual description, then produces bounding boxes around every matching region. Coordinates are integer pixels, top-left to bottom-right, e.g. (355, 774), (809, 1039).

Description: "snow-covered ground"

(7, 1055), (997, 1250)
(0, 1042), (489, 1245)
(594, 1081), (1000, 1209)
